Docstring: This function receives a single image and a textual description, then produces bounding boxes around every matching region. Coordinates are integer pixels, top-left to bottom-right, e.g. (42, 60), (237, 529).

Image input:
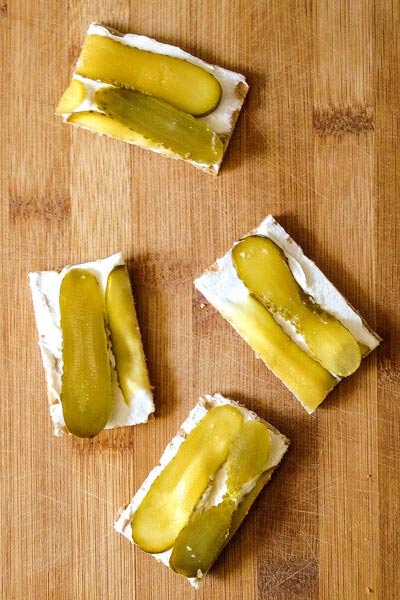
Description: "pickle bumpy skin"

(232, 235), (361, 377)
(131, 405), (243, 553)
(76, 34), (222, 116)
(105, 266), (151, 406)
(59, 269), (113, 438)
(93, 87), (223, 166)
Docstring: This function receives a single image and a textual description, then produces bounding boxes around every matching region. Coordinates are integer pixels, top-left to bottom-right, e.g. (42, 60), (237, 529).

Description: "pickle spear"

(219, 294), (336, 412)
(105, 266), (150, 406)
(170, 420), (272, 577)
(60, 269), (113, 438)
(76, 34), (222, 116)
(94, 87), (223, 166)
(232, 236), (361, 376)
(131, 405), (243, 553)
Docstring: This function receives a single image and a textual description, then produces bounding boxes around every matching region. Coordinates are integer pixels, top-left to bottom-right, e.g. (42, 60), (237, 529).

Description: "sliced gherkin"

(169, 501), (234, 577)
(59, 269), (113, 438)
(67, 111), (167, 151)
(170, 420), (272, 578)
(170, 469), (276, 579)
(131, 405), (243, 553)
(56, 79), (86, 115)
(94, 87), (223, 166)
(226, 420), (271, 496)
(218, 293), (336, 412)
(76, 34), (222, 116)
(232, 236), (361, 377)
(105, 266), (150, 406)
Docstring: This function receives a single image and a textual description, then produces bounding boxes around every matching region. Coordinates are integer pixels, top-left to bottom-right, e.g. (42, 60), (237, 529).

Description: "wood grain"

(1, 1), (399, 599)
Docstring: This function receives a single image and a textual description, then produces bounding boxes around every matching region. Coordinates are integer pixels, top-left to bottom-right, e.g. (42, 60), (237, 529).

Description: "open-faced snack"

(194, 216), (381, 413)
(29, 253), (154, 437)
(56, 24), (248, 174)
(115, 393), (289, 587)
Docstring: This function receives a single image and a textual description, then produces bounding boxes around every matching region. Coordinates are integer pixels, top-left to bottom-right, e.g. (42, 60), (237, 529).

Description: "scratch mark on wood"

(258, 557), (318, 598)
(378, 357), (400, 385)
(313, 106), (374, 137)
(76, 487), (114, 506)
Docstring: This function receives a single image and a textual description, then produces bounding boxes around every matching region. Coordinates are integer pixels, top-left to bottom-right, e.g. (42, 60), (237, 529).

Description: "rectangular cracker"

(115, 393), (289, 587)
(194, 215), (381, 412)
(57, 23), (248, 174)
(29, 252), (154, 436)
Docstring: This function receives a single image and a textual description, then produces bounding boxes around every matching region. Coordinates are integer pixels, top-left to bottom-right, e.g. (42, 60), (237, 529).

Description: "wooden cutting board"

(1, 1), (399, 598)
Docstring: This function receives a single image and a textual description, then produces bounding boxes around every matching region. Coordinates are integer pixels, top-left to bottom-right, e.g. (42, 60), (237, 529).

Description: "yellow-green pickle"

(68, 111), (156, 147)
(55, 79), (86, 114)
(227, 468), (274, 541)
(232, 235), (361, 376)
(131, 406), (243, 553)
(94, 87), (223, 166)
(105, 265), (150, 405)
(217, 293), (336, 411)
(226, 420), (271, 495)
(169, 502), (234, 577)
(76, 34), (222, 116)
(169, 420), (272, 577)
(59, 269), (113, 437)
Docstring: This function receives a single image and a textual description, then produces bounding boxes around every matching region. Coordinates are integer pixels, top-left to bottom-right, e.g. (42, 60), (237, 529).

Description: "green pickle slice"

(76, 34), (222, 116)
(226, 420), (271, 496)
(60, 269), (113, 438)
(105, 266), (150, 405)
(67, 110), (176, 153)
(131, 405), (243, 553)
(219, 294), (336, 412)
(169, 501), (234, 577)
(94, 87), (223, 166)
(232, 236), (361, 376)
(170, 469), (275, 578)
(170, 420), (272, 578)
